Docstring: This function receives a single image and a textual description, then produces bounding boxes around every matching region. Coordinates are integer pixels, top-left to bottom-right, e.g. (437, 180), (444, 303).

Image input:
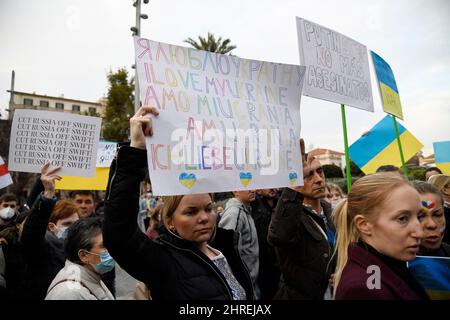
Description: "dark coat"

(251, 194), (280, 299)
(0, 226), (27, 300)
(103, 146), (253, 300)
(21, 194), (64, 300)
(443, 206), (450, 244)
(267, 188), (334, 300)
(420, 242), (450, 257)
(335, 244), (425, 300)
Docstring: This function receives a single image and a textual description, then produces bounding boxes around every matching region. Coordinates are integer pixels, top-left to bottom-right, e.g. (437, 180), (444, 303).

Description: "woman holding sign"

(103, 106), (253, 300)
(332, 173), (429, 300)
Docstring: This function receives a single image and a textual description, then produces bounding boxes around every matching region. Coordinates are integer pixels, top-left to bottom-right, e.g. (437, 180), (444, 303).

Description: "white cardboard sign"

(8, 109), (102, 176)
(296, 17), (374, 111)
(135, 37), (306, 195)
(96, 141), (117, 167)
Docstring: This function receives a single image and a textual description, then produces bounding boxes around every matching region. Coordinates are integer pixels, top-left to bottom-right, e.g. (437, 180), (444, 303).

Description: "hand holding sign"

(130, 106), (159, 150)
(40, 162), (62, 199)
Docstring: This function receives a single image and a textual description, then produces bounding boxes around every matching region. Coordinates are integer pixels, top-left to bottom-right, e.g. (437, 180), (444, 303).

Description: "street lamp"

(131, 0), (149, 112)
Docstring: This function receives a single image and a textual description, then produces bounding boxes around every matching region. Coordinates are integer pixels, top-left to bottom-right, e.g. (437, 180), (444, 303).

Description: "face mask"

(89, 251), (115, 274)
(331, 200), (341, 210)
(56, 226), (69, 240)
(0, 207), (16, 221)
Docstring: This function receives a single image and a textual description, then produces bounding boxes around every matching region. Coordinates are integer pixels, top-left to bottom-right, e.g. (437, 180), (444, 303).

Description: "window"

(72, 105), (80, 112)
(88, 107), (96, 114)
(55, 103), (64, 110)
(24, 98), (33, 106)
(40, 100), (49, 108)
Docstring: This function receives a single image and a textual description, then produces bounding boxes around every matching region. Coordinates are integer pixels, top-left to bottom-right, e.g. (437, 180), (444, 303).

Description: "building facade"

(308, 148), (345, 168)
(6, 90), (105, 120)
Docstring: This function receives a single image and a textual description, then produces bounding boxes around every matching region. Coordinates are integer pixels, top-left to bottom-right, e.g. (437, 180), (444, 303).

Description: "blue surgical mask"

(56, 226), (68, 240)
(88, 250), (115, 274)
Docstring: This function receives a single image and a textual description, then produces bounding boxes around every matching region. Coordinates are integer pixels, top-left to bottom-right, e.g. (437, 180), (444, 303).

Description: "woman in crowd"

(21, 163), (80, 300)
(332, 173), (429, 299)
(412, 181), (450, 257)
(103, 106), (253, 300)
(427, 174), (450, 244)
(46, 217), (115, 300)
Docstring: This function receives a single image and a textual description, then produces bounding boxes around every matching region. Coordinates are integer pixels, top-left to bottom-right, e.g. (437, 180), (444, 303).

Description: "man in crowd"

(268, 143), (335, 300)
(0, 194), (19, 232)
(70, 190), (96, 219)
(219, 190), (260, 299)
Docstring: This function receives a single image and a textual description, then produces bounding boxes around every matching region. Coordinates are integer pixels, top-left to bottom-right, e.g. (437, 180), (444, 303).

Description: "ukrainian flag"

(371, 51), (404, 120)
(55, 167), (110, 190)
(349, 115), (423, 174)
(433, 141), (450, 175)
(408, 256), (450, 300)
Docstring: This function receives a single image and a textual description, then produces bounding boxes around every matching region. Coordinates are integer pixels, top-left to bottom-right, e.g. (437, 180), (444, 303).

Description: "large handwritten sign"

(8, 109), (101, 176)
(296, 17), (374, 111)
(135, 37), (306, 195)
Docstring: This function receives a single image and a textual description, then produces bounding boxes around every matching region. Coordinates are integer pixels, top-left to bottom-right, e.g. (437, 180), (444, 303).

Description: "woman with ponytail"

(333, 173), (429, 300)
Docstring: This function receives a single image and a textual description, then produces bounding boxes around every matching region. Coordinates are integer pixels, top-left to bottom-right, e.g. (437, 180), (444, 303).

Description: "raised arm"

(268, 139), (313, 245)
(103, 106), (164, 284)
(21, 163), (61, 255)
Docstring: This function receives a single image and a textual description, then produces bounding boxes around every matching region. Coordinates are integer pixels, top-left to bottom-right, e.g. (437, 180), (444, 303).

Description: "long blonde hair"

(332, 173), (410, 297)
(161, 195), (184, 228)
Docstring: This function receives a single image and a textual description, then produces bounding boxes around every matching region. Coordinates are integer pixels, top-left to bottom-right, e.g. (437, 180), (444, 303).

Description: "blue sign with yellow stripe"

(433, 141), (450, 175)
(371, 51), (404, 120)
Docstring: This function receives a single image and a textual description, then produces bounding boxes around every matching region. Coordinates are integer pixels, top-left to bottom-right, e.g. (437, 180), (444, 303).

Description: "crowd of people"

(0, 105), (449, 300)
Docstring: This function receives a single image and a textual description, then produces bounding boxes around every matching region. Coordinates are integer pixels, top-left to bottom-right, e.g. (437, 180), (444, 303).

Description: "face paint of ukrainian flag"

(371, 51), (404, 120)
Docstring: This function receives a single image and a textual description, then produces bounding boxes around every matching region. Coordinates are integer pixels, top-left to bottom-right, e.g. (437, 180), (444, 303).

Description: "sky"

(1, 0), (449, 155)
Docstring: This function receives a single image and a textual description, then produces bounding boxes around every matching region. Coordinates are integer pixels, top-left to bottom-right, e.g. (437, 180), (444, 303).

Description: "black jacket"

(251, 195), (280, 299)
(268, 188), (335, 300)
(21, 194), (65, 300)
(103, 146), (253, 300)
(0, 226), (27, 300)
(443, 206), (450, 245)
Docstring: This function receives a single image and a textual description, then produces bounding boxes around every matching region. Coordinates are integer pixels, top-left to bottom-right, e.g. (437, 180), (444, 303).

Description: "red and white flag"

(0, 155), (13, 190)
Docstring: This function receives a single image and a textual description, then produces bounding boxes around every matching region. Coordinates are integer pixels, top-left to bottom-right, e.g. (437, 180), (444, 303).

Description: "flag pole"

(341, 104), (352, 193)
(392, 115), (408, 177)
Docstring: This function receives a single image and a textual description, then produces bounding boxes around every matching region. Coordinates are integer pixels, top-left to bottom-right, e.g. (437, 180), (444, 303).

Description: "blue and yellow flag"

(408, 256), (450, 300)
(433, 141), (450, 175)
(55, 167), (110, 191)
(349, 115), (423, 174)
(371, 51), (404, 120)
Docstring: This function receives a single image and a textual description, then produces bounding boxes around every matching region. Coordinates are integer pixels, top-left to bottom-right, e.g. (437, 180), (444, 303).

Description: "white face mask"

(0, 207), (16, 220)
(331, 199), (342, 210)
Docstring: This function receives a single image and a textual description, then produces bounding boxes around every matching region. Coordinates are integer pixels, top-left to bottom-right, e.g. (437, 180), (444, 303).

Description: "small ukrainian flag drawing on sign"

(349, 115), (423, 174)
(433, 141), (450, 175)
(371, 51), (404, 120)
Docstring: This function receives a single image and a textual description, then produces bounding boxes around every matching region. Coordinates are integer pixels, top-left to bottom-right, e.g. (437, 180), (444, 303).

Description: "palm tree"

(184, 32), (236, 54)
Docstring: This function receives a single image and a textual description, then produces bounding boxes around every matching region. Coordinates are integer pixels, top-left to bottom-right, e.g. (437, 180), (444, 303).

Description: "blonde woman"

(427, 174), (450, 244)
(103, 106), (253, 300)
(333, 173), (429, 299)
